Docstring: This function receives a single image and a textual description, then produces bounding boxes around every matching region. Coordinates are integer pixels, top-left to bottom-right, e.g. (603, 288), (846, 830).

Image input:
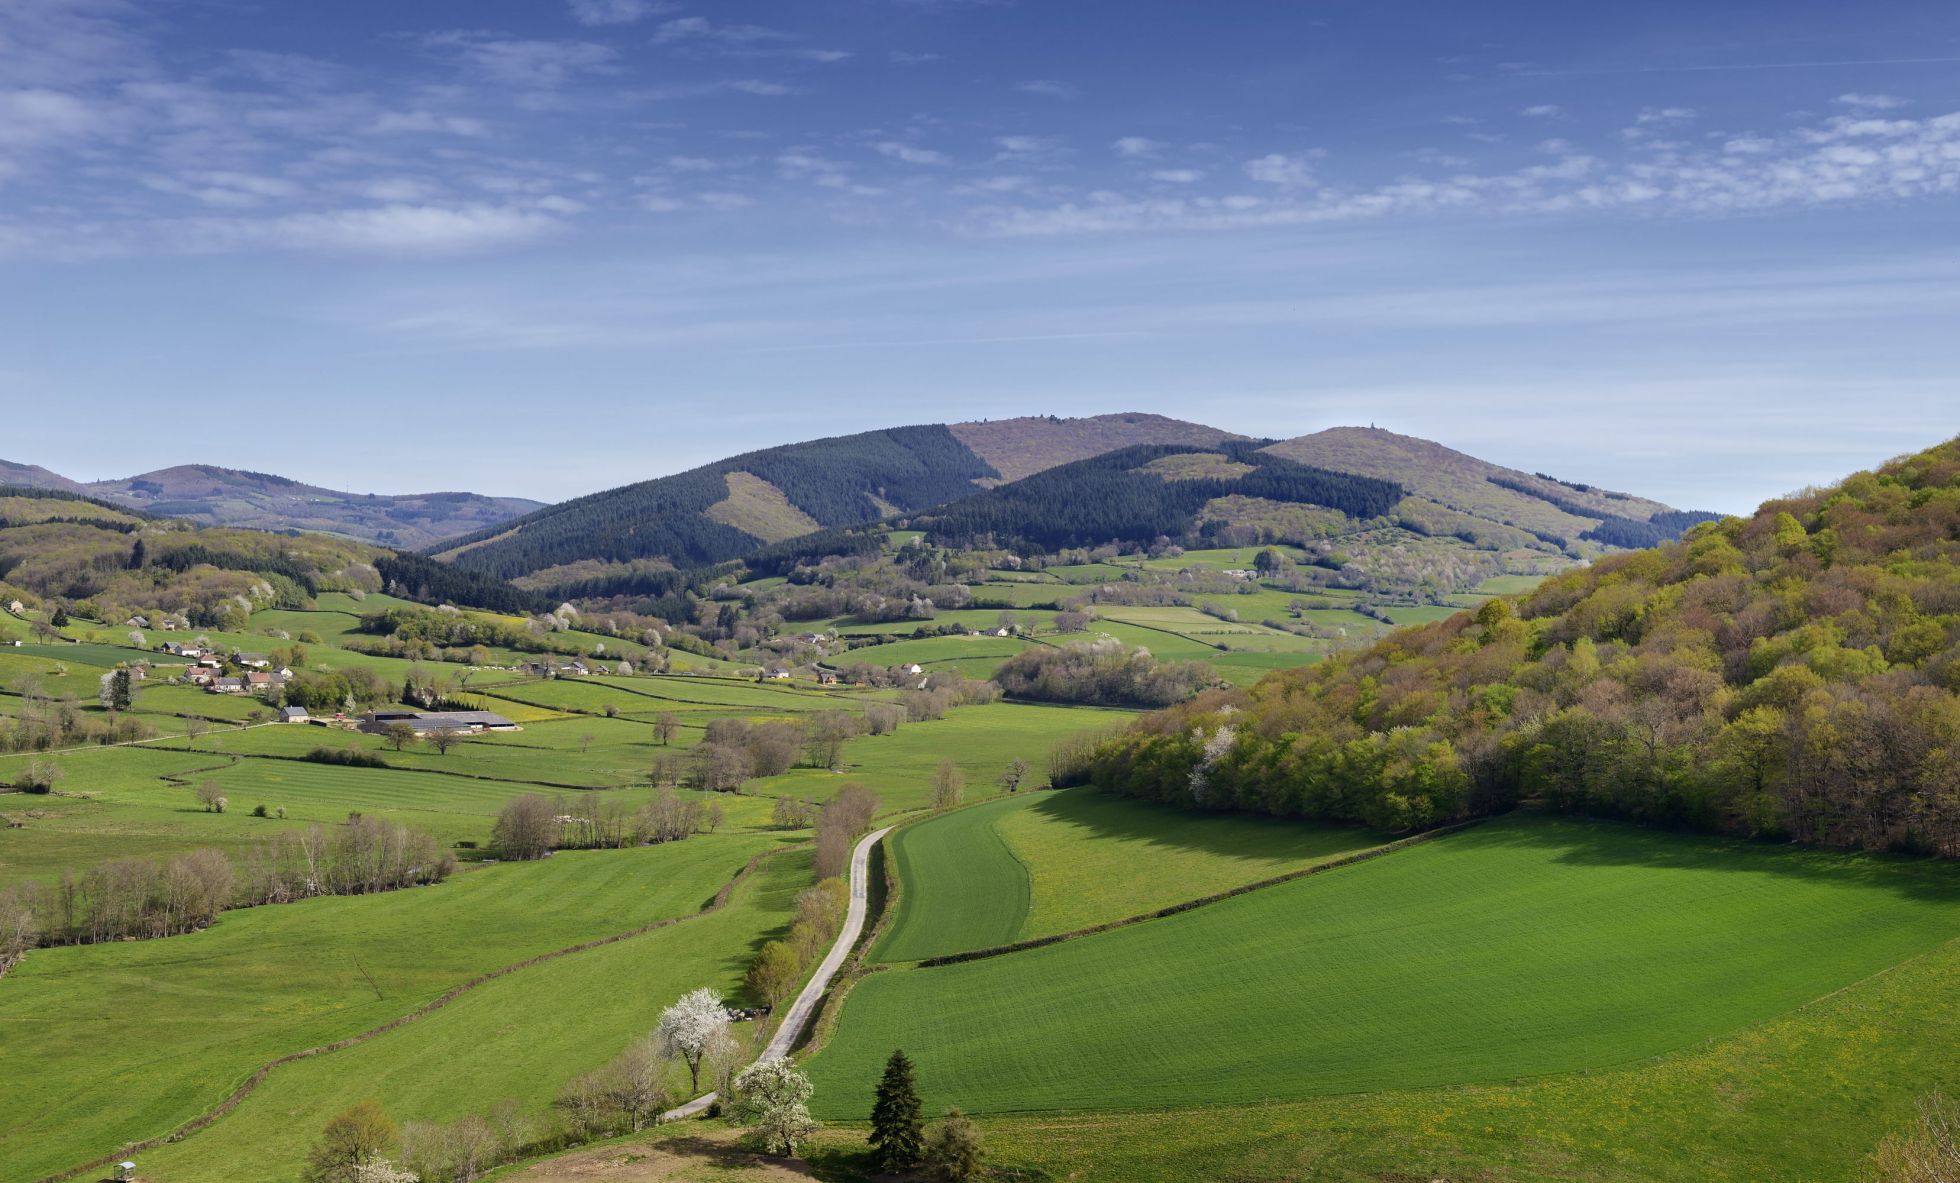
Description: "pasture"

(747, 701), (1131, 813)
(885, 930), (1960, 1183)
(803, 813), (1960, 1117)
(0, 836), (786, 1182)
(132, 847), (817, 1182)
(874, 791), (1388, 962)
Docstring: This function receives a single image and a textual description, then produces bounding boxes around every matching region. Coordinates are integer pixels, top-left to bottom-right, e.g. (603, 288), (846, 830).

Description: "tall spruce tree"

(868, 1048), (924, 1171)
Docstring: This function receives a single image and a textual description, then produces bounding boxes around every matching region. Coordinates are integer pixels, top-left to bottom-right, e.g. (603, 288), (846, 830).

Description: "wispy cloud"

(423, 32), (618, 89)
(875, 140), (953, 166)
(1016, 79), (1078, 99)
(566, 0), (672, 26)
(1837, 92), (1909, 110)
(1113, 136), (1162, 157)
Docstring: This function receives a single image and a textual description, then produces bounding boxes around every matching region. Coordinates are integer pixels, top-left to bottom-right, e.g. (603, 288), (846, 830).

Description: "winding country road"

(660, 823), (893, 1121)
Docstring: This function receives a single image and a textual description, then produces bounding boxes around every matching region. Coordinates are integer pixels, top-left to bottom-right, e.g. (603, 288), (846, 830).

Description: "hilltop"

(430, 413), (1240, 583)
(0, 461), (542, 549)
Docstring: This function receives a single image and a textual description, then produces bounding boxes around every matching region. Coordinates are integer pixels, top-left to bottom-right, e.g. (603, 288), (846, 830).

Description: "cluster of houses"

(157, 642), (294, 697)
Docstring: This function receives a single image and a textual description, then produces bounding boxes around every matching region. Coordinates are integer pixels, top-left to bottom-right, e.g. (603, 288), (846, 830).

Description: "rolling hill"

(1264, 426), (1712, 551)
(429, 413), (1243, 582)
(0, 461), (542, 549)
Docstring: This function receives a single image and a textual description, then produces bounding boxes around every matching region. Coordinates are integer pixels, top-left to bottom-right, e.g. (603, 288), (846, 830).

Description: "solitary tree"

(425, 721), (465, 756)
(733, 1056), (818, 1157)
(930, 759), (965, 811)
(382, 722), (418, 753)
(868, 1049), (925, 1171)
(302, 1098), (398, 1183)
(924, 1107), (984, 1181)
(183, 715), (209, 749)
(998, 757), (1031, 794)
(654, 712), (680, 745)
(578, 732), (596, 754)
(656, 986), (732, 1096)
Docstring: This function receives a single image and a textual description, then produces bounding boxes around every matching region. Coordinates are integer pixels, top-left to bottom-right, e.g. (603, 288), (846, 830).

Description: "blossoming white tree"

(655, 986), (732, 1096)
(732, 1056), (818, 1156)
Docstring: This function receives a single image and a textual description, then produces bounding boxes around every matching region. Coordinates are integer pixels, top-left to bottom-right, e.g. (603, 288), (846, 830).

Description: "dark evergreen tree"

(109, 668), (134, 712)
(49, 605), (69, 627)
(868, 1048), (925, 1171)
(128, 537), (146, 569)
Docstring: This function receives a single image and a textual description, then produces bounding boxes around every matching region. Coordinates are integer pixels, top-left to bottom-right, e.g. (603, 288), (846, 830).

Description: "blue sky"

(2, 0), (1958, 513)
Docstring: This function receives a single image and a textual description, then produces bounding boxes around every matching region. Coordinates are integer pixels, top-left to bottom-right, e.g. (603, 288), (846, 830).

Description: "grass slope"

(804, 813), (1960, 1117)
(133, 847), (815, 1182)
(873, 791), (1387, 962)
(872, 798), (1031, 962)
(1, 837), (782, 1183)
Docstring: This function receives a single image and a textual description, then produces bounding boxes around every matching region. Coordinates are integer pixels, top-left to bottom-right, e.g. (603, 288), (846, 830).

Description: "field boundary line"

(911, 816), (1487, 969)
(33, 841), (801, 1183)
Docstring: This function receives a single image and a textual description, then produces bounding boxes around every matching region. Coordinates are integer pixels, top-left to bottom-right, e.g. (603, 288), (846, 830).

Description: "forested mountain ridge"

(429, 414), (1237, 583)
(1084, 435), (1960, 857)
(0, 460), (542, 549)
(912, 442), (1406, 552)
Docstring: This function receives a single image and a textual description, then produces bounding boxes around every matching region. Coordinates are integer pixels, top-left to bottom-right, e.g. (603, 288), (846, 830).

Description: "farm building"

(234, 652), (271, 669)
(359, 709), (520, 735)
(279, 706), (309, 723)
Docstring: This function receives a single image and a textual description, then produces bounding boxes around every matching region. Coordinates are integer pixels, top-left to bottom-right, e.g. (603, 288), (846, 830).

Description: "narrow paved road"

(661, 824), (893, 1121)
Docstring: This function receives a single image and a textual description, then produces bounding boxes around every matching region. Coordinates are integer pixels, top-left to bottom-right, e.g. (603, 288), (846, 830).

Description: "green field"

(804, 813), (1960, 1117)
(749, 701), (1131, 812)
(873, 799), (1031, 961)
(133, 846), (816, 1182)
(0, 835), (784, 1182)
(874, 791), (1389, 962)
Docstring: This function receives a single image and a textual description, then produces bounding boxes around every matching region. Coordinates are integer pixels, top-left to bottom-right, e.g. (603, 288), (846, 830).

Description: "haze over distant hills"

(0, 461), (544, 550)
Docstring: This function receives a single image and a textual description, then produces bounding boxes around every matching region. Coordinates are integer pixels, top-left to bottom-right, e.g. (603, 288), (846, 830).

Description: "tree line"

(0, 815), (454, 959)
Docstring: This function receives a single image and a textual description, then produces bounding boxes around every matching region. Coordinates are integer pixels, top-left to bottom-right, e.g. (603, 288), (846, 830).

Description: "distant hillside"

(913, 442), (1404, 551)
(431, 413), (1235, 582)
(1263, 427), (1712, 552)
(1084, 433), (1960, 857)
(0, 460), (542, 549)
(0, 486), (543, 626)
(950, 413), (1245, 482)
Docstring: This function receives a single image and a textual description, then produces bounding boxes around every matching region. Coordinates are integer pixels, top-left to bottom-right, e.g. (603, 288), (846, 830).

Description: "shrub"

(305, 747), (390, 769)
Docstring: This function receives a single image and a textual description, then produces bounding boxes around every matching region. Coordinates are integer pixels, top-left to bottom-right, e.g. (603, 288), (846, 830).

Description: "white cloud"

(1016, 80), (1078, 99)
(653, 17), (792, 45)
(666, 155), (719, 172)
(0, 88), (102, 146)
(994, 135), (1059, 158)
(1113, 136), (1162, 157)
(567, 0), (671, 25)
(875, 140), (952, 166)
(890, 51), (940, 65)
(238, 203), (565, 254)
(727, 79), (792, 96)
(1244, 153), (1316, 187)
(1151, 168), (1203, 183)
(1521, 104), (1563, 118)
(1837, 93), (1908, 110)
(424, 33), (617, 88)
(979, 106), (1960, 236)
(696, 191), (754, 209)
(370, 110), (490, 137)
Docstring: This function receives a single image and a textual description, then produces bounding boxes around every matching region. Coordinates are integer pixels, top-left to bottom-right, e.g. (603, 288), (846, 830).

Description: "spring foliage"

(1088, 436), (1960, 854)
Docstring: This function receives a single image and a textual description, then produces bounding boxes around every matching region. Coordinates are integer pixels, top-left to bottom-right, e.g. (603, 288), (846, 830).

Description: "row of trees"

(747, 878), (850, 1008)
(1, 817), (453, 955)
(995, 639), (1214, 708)
(489, 789), (724, 861)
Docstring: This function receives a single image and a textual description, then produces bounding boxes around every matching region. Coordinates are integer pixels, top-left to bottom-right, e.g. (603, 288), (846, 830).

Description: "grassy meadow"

(804, 812), (1960, 1117)
(0, 836), (786, 1182)
(874, 791), (1389, 962)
